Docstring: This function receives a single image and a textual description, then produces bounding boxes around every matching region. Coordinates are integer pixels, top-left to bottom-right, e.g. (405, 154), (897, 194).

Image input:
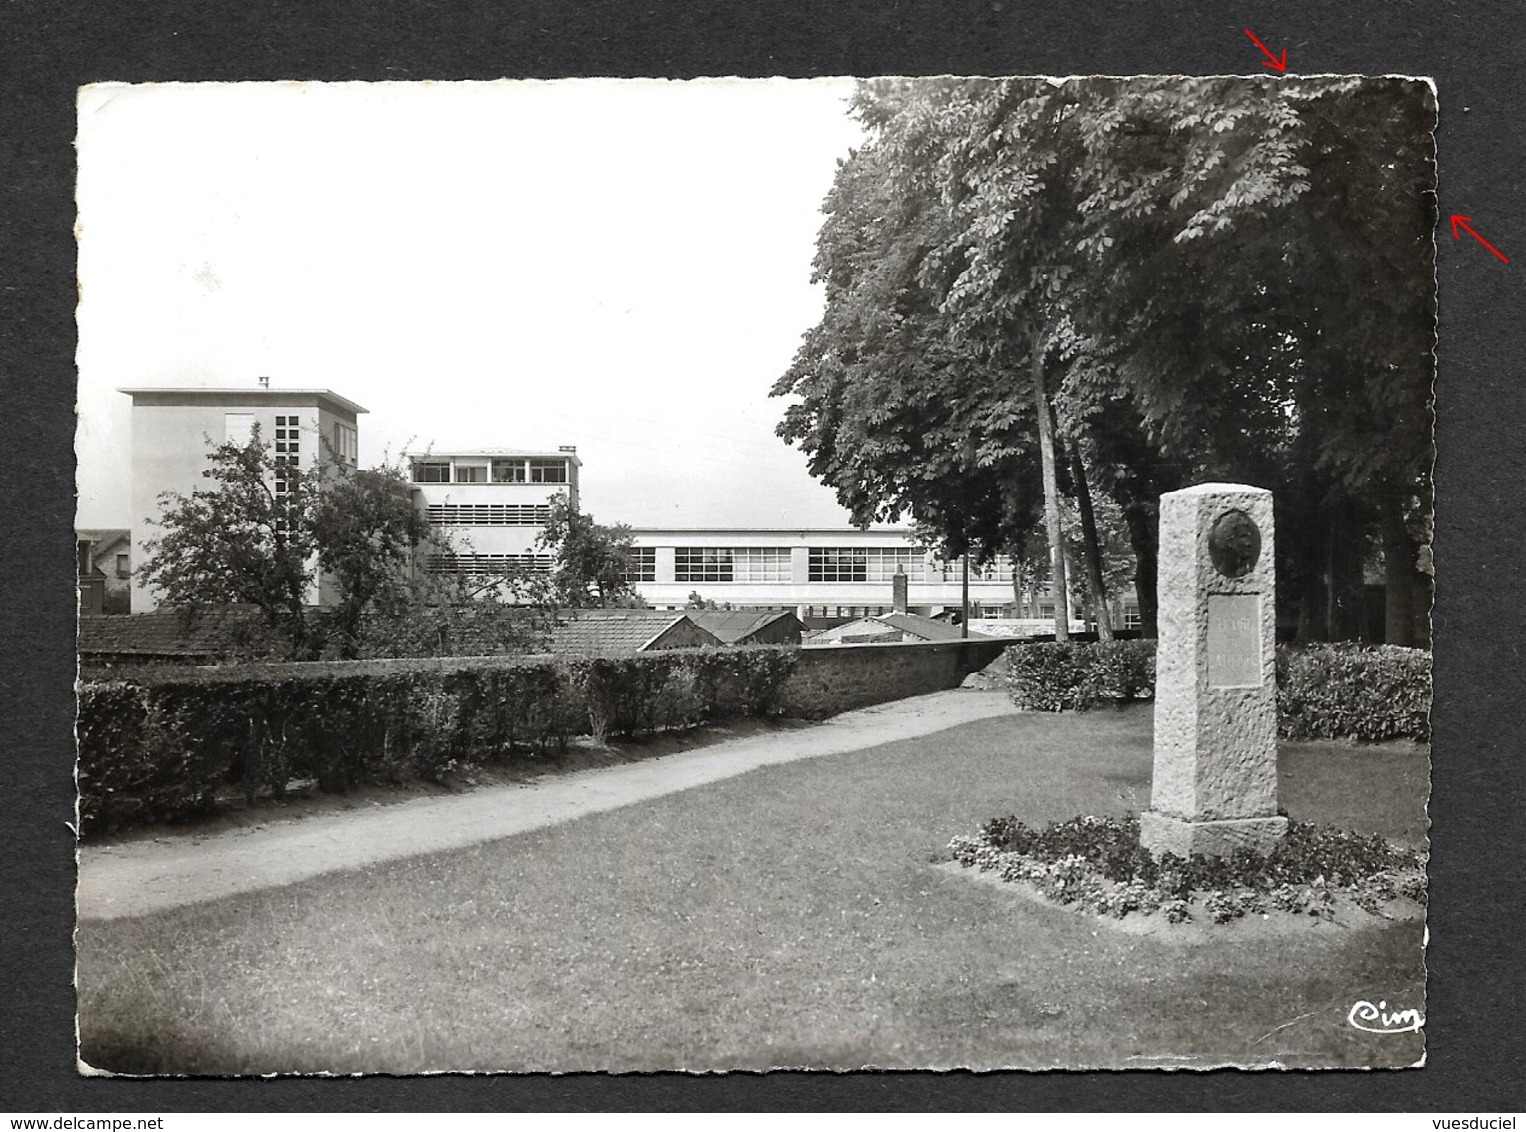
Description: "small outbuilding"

(684, 609), (804, 647)
(804, 611), (989, 646)
(549, 609), (722, 654)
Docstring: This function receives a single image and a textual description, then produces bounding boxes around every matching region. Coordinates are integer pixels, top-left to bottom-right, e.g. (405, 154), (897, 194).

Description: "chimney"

(892, 566), (908, 615)
(257, 376), (270, 389)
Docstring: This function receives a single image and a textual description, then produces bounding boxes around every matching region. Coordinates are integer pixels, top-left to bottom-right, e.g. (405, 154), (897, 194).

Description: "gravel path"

(77, 688), (1018, 921)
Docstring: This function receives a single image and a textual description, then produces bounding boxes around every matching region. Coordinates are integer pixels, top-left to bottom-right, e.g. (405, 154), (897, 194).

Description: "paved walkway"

(77, 688), (1018, 921)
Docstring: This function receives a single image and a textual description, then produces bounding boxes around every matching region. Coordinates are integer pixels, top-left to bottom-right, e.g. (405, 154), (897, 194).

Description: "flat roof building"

(623, 526), (1022, 620)
(406, 447), (582, 579)
(120, 384), (366, 612)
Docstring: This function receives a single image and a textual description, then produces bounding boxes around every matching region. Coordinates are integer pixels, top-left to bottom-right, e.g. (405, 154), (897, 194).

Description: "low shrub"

(950, 813), (1425, 924)
(1004, 640), (1157, 711)
(1005, 639), (1430, 741)
(76, 646), (801, 834)
(1277, 643), (1431, 742)
(567, 647), (799, 742)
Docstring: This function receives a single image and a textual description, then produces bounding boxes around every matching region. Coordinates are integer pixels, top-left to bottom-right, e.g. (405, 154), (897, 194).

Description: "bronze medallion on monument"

(1208, 509), (1260, 579)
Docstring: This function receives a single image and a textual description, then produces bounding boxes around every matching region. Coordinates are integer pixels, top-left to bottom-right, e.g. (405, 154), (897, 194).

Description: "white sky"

(74, 78), (868, 530)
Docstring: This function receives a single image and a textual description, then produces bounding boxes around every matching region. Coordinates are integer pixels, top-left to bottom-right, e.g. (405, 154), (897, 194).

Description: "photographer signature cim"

(1348, 999), (1424, 1034)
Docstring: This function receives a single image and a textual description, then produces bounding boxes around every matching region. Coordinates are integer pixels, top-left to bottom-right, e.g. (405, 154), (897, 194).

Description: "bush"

(1277, 643), (1431, 742)
(567, 647), (800, 742)
(1004, 640), (1157, 711)
(1005, 639), (1430, 741)
(76, 647), (800, 834)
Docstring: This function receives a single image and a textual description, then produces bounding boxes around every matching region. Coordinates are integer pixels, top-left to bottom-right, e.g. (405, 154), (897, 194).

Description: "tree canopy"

(535, 493), (641, 609)
(139, 427), (323, 656)
(139, 433), (549, 659)
(775, 76), (1436, 642)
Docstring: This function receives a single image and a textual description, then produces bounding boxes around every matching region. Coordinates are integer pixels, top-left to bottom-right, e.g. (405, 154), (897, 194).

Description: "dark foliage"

(953, 813), (1424, 923)
(1276, 643), (1432, 742)
(76, 648), (800, 834)
(1003, 640), (1157, 711)
(1004, 640), (1430, 741)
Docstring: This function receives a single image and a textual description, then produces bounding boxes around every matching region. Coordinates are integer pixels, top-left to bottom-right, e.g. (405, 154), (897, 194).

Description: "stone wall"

(777, 638), (1007, 719)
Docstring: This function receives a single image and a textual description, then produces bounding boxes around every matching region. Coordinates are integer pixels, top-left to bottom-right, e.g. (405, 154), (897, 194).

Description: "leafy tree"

(535, 493), (638, 609)
(774, 109), (1047, 600)
(141, 434), (551, 660)
(777, 76), (1435, 643)
(313, 460), (553, 658)
(312, 462), (432, 651)
(139, 426), (321, 657)
(343, 566), (553, 659)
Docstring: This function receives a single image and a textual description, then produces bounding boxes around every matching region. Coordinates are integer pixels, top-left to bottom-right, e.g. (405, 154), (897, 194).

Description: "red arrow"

(1243, 28), (1288, 72)
(1450, 214), (1509, 263)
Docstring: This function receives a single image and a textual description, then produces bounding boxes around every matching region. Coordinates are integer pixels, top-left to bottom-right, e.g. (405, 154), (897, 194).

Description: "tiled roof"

(80, 607), (731, 661)
(806, 618), (898, 644)
(77, 528), (131, 548)
(685, 609), (800, 643)
(875, 612), (988, 642)
(549, 610), (721, 654)
(807, 613), (986, 645)
(77, 610), (278, 657)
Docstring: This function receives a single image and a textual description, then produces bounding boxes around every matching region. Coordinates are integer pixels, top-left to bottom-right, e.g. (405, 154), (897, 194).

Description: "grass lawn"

(76, 701), (1429, 1073)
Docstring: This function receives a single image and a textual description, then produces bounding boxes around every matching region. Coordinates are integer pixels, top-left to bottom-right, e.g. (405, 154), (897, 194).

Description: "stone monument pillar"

(1140, 483), (1287, 859)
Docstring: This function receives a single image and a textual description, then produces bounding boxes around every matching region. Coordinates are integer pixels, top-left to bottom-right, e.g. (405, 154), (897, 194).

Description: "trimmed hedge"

(1004, 640), (1158, 712)
(1005, 640), (1430, 742)
(1277, 644), (1431, 743)
(77, 648), (799, 834)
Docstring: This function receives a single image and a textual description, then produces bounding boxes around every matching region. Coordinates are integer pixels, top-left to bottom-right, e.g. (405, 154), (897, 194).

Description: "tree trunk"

(961, 554), (970, 638)
(1382, 499), (1429, 647)
(1327, 502), (1367, 642)
(1122, 502), (1158, 638)
(1069, 444), (1114, 641)
(1292, 503), (1329, 643)
(1031, 332), (1070, 641)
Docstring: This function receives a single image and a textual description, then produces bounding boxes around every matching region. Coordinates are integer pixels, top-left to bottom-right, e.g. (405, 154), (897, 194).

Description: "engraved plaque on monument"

(1207, 594), (1261, 687)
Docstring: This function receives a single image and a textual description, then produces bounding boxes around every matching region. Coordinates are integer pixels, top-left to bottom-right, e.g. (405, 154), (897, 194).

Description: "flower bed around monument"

(948, 813), (1426, 925)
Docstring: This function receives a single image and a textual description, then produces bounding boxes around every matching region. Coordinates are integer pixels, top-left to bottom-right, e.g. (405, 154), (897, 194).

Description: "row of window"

(272, 418), (300, 519)
(412, 459), (570, 485)
(626, 546), (656, 582)
(620, 546), (1019, 584)
(426, 503), (552, 527)
(808, 547), (924, 583)
(331, 422), (358, 466)
(425, 553), (555, 575)
(225, 413), (358, 470)
(672, 547), (793, 583)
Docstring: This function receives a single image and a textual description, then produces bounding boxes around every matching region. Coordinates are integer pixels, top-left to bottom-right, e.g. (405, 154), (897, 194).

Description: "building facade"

(623, 527), (1030, 619)
(407, 447), (582, 578)
(121, 384), (366, 612)
(76, 528), (132, 614)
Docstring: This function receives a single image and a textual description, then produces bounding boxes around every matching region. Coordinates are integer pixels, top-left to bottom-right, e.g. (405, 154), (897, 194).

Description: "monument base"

(1139, 810), (1288, 860)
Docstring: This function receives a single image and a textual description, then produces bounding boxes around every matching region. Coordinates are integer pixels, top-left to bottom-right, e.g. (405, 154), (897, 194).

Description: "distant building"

(805, 611), (989, 646)
(549, 608), (719, 654)
(76, 528), (132, 614)
(120, 383), (366, 612)
(685, 608), (804, 646)
(407, 447), (582, 581)
(624, 527), (1140, 629)
(625, 527), (1028, 620)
